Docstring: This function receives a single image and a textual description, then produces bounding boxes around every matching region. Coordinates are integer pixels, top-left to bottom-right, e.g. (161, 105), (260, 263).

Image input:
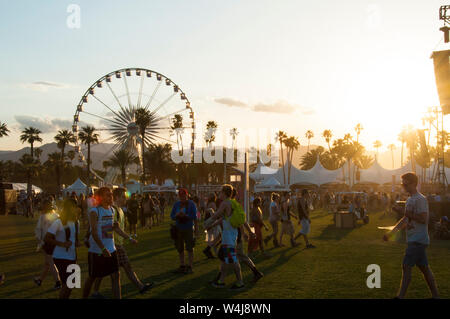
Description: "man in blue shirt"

(171, 188), (197, 274)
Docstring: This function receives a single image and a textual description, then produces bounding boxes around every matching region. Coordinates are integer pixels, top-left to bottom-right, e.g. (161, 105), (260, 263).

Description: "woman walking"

(44, 198), (80, 299)
(264, 193), (281, 248)
(248, 197), (269, 256)
(33, 198), (61, 289)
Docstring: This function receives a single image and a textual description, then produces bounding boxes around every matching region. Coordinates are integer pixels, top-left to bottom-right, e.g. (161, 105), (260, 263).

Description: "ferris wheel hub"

(127, 122), (139, 136)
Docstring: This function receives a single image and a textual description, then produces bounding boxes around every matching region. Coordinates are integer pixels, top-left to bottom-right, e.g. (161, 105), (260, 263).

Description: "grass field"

(0, 208), (449, 299)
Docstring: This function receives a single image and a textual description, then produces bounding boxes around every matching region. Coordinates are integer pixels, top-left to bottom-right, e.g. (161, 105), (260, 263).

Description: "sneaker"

(290, 240), (299, 247)
(230, 283), (245, 290)
(252, 272), (264, 284)
(306, 244), (316, 249)
(211, 281), (226, 288)
(54, 281), (62, 290)
(33, 277), (42, 287)
(173, 265), (186, 274)
(203, 247), (214, 259)
(184, 266), (193, 274)
(139, 282), (154, 294)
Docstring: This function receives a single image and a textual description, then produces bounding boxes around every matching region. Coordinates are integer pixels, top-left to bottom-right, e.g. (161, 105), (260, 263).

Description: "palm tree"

(103, 149), (137, 185)
(170, 114), (184, 152)
(300, 146), (325, 170)
(135, 108), (152, 183)
(20, 127), (42, 158)
(20, 127), (42, 195)
(354, 123), (363, 143)
(19, 154), (40, 196)
(34, 148), (43, 162)
(305, 130), (314, 152)
(398, 128), (407, 166)
(144, 143), (174, 184)
(205, 121), (218, 147)
(405, 127), (418, 173)
(54, 130), (76, 192)
(67, 150), (76, 162)
(373, 140), (382, 158)
(387, 144), (396, 168)
(275, 131), (287, 184)
(78, 126), (99, 190)
(322, 130), (333, 152)
(284, 136), (300, 184)
(0, 122), (10, 138)
(55, 130), (76, 162)
(45, 152), (62, 193)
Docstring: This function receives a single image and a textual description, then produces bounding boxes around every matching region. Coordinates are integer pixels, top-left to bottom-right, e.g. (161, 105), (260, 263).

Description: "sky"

(0, 0), (449, 159)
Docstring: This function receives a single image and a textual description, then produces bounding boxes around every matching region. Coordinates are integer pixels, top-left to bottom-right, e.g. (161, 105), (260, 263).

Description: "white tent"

(63, 178), (88, 196)
(160, 179), (177, 193)
(254, 176), (290, 193)
(302, 156), (342, 186)
(249, 163), (278, 182)
(125, 179), (142, 195)
(142, 184), (160, 193)
(12, 183), (43, 194)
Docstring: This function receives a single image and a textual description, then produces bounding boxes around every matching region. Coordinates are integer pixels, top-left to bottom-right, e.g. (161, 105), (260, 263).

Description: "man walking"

(383, 172), (439, 299)
(91, 188), (153, 297)
(170, 188), (197, 274)
(83, 187), (134, 299)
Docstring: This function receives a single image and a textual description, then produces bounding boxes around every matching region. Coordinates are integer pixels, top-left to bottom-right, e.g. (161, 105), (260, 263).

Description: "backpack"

(226, 199), (246, 228)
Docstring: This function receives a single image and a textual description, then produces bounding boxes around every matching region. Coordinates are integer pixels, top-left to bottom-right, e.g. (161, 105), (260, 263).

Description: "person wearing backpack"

(33, 198), (62, 289)
(82, 187), (132, 299)
(44, 198), (80, 299)
(170, 188), (198, 274)
(206, 184), (245, 290)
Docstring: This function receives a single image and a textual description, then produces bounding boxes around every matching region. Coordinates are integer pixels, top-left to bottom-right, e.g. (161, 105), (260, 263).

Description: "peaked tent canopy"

(63, 178), (88, 196)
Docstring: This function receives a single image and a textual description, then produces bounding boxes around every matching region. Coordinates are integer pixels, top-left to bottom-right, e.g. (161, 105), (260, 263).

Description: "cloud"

(252, 100), (297, 114)
(214, 97), (315, 115)
(214, 97), (248, 108)
(15, 115), (74, 133)
(19, 81), (73, 92)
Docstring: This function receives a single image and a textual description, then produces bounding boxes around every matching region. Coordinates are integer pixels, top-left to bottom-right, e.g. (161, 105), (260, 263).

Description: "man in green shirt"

(92, 188), (153, 297)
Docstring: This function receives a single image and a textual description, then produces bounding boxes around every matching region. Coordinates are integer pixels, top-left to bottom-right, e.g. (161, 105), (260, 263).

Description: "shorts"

(298, 219), (310, 235)
(281, 220), (294, 235)
(127, 212), (138, 225)
(403, 242), (429, 267)
(88, 251), (119, 278)
(116, 245), (129, 267)
(218, 245), (238, 264)
(53, 258), (76, 286)
(174, 228), (195, 253)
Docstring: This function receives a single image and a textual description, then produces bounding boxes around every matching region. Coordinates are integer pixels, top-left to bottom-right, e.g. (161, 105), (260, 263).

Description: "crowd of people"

(1, 173), (449, 299)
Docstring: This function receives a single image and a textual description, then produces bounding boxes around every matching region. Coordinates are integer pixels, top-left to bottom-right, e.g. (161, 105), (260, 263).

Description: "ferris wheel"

(72, 68), (195, 183)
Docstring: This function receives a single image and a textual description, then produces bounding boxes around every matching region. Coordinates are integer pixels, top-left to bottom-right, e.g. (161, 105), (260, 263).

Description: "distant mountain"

(0, 142), (116, 170)
(0, 142), (406, 171)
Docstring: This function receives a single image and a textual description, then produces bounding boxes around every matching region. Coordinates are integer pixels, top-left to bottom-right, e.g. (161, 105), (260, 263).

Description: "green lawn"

(0, 209), (449, 299)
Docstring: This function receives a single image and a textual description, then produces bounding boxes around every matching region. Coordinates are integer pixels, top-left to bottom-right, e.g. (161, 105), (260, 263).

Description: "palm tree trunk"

(280, 142), (286, 185)
(391, 151), (394, 169)
(287, 148), (292, 185)
(87, 143), (91, 191)
(141, 136), (146, 184)
(400, 143), (404, 166)
(122, 166), (126, 186)
(27, 142), (34, 196)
